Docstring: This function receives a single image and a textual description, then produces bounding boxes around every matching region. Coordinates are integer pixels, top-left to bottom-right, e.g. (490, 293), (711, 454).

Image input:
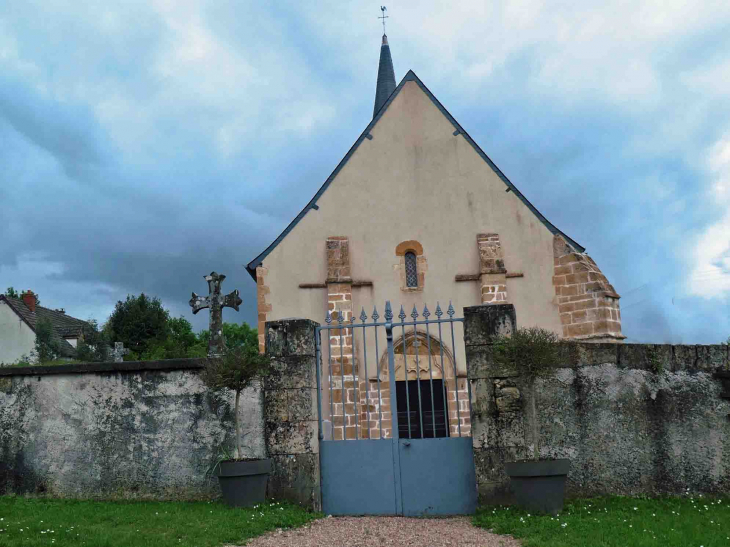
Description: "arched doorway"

(378, 331), (457, 439)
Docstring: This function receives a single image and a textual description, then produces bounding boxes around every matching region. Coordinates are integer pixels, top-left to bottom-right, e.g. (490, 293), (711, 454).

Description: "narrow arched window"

(405, 252), (418, 288)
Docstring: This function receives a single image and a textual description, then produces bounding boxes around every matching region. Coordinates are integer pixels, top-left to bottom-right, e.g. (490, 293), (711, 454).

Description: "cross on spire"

(189, 271), (242, 356)
(379, 6), (388, 34)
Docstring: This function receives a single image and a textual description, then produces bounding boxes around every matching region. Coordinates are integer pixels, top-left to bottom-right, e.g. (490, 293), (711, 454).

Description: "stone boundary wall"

(466, 304), (730, 503)
(0, 358), (265, 499)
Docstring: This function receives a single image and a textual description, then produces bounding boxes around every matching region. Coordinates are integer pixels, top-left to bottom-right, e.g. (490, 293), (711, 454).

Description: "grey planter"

(505, 459), (571, 515)
(217, 459), (271, 507)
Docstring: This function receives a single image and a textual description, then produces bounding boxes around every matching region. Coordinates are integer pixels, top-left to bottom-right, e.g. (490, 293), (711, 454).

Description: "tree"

(104, 294), (170, 356)
(201, 342), (270, 460)
(197, 322), (258, 352)
(141, 316), (207, 360)
(75, 319), (111, 362)
(34, 317), (60, 364)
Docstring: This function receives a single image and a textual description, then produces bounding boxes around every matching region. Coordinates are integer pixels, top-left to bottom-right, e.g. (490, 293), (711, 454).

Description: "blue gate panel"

(320, 439), (398, 515)
(398, 437), (477, 516)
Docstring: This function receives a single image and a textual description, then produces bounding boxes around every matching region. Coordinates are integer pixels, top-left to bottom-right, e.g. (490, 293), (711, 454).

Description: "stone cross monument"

(189, 271), (242, 356)
(112, 342), (130, 363)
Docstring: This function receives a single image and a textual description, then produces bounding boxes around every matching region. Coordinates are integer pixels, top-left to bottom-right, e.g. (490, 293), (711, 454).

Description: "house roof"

(245, 69), (585, 280)
(0, 295), (90, 356)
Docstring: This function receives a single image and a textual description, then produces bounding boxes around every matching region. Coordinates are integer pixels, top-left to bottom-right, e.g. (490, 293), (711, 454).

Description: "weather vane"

(379, 6), (389, 34)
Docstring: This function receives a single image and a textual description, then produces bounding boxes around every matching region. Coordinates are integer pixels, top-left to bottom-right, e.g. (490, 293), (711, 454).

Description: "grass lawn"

(474, 494), (730, 547)
(0, 496), (320, 547)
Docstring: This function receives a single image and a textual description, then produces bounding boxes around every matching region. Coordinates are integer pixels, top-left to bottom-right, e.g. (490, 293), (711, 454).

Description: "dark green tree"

(104, 294), (171, 356)
(197, 322), (258, 351)
(142, 316), (207, 360)
(4, 287), (18, 298)
(34, 317), (60, 364)
(201, 343), (270, 459)
(75, 319), (111, 362)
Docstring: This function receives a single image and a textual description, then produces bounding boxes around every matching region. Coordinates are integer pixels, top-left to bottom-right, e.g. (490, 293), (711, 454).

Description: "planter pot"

(505, 459), (571, 515)
(217, 459), (271, 507)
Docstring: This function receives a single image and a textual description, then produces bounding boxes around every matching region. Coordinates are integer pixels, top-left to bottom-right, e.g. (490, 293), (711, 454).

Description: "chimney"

(22, 291), (36, 313)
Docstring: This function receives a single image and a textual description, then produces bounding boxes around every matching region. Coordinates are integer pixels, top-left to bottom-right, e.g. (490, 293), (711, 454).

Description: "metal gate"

(315, 301), (477, 516)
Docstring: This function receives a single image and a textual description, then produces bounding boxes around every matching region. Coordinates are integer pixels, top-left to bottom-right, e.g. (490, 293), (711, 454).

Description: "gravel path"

(242, 516), (520, 546)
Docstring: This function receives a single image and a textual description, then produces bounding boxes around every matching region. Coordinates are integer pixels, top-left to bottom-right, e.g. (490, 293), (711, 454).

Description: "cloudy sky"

(1, 0), (729, 343)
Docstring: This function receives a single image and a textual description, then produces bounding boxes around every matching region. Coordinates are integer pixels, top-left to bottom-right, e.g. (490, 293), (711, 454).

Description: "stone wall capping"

(0, 358), (205, 377)
(265, 319), (319, 358)
(464, 304), (516, 347)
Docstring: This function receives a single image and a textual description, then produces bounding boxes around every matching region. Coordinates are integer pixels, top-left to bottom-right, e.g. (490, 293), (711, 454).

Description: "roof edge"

(245, 69), (584, 280)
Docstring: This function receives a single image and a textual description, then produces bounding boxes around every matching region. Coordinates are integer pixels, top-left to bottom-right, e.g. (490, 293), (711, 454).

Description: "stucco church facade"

(246, 35), (623, 439)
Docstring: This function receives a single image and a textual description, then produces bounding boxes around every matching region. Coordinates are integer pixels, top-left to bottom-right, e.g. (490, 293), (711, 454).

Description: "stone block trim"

(477, 234), (509, 305)
(326, 237), (360, 440)
(553, 235), (624, 342)
(256, 266), (271, 354)
(326, 236), (351, 282)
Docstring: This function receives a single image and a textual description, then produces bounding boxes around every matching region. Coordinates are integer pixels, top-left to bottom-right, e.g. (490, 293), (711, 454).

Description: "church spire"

(373, 33), (396, 118)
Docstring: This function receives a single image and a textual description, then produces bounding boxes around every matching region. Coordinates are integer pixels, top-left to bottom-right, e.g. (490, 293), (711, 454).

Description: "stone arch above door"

(378, 331), (456, 381)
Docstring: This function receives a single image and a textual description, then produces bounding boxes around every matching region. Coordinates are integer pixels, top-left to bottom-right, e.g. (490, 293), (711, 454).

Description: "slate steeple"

(373, 34), (396, 118)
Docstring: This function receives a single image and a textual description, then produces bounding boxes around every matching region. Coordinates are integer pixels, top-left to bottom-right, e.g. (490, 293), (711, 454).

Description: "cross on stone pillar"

(189, 271), (242, 356)
(113, 342), (130, 363)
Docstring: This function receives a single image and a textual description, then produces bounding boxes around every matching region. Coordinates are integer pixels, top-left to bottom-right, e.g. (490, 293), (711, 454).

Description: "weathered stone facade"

(0, 359), (264, 499)
(0, 314), (728, 507)
(466, 304), (730, 503)
(264, 318), (321, 508)
(553, 235), (623, 342)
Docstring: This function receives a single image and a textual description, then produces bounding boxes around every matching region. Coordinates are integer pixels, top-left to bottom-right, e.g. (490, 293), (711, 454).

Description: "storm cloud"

(1, 0), (729, 343)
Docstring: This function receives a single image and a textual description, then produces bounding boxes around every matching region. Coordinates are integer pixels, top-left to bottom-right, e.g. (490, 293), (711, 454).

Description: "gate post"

(264, 318), (321, 509)
(464, 304), (522, 504)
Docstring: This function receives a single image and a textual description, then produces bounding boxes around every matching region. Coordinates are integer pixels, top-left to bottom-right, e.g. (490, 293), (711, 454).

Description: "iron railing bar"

(385, 318), (399, 442)
(374, 325), (383, 439)
(317, 318), (464, 330)
(339, 317), (346, 441)
(436, 318), (449, 437)
(401, 321), (412, 439)
(412, 320), (425, 438)
(328, 330), (335, 441)
(361, 322), (370, 439)
(351, 319), (359, 439)
(424, 319), (436, 438)
(350, 322), (360, 441)
(449, 317), (462, 437)
(315, 328), (324, 441)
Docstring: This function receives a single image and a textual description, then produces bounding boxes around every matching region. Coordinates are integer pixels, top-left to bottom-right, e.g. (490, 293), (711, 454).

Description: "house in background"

(0, 291), (90, 365)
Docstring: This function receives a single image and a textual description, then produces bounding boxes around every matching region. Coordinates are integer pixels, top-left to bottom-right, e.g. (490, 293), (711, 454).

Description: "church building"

(246, 34), (623, 439)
